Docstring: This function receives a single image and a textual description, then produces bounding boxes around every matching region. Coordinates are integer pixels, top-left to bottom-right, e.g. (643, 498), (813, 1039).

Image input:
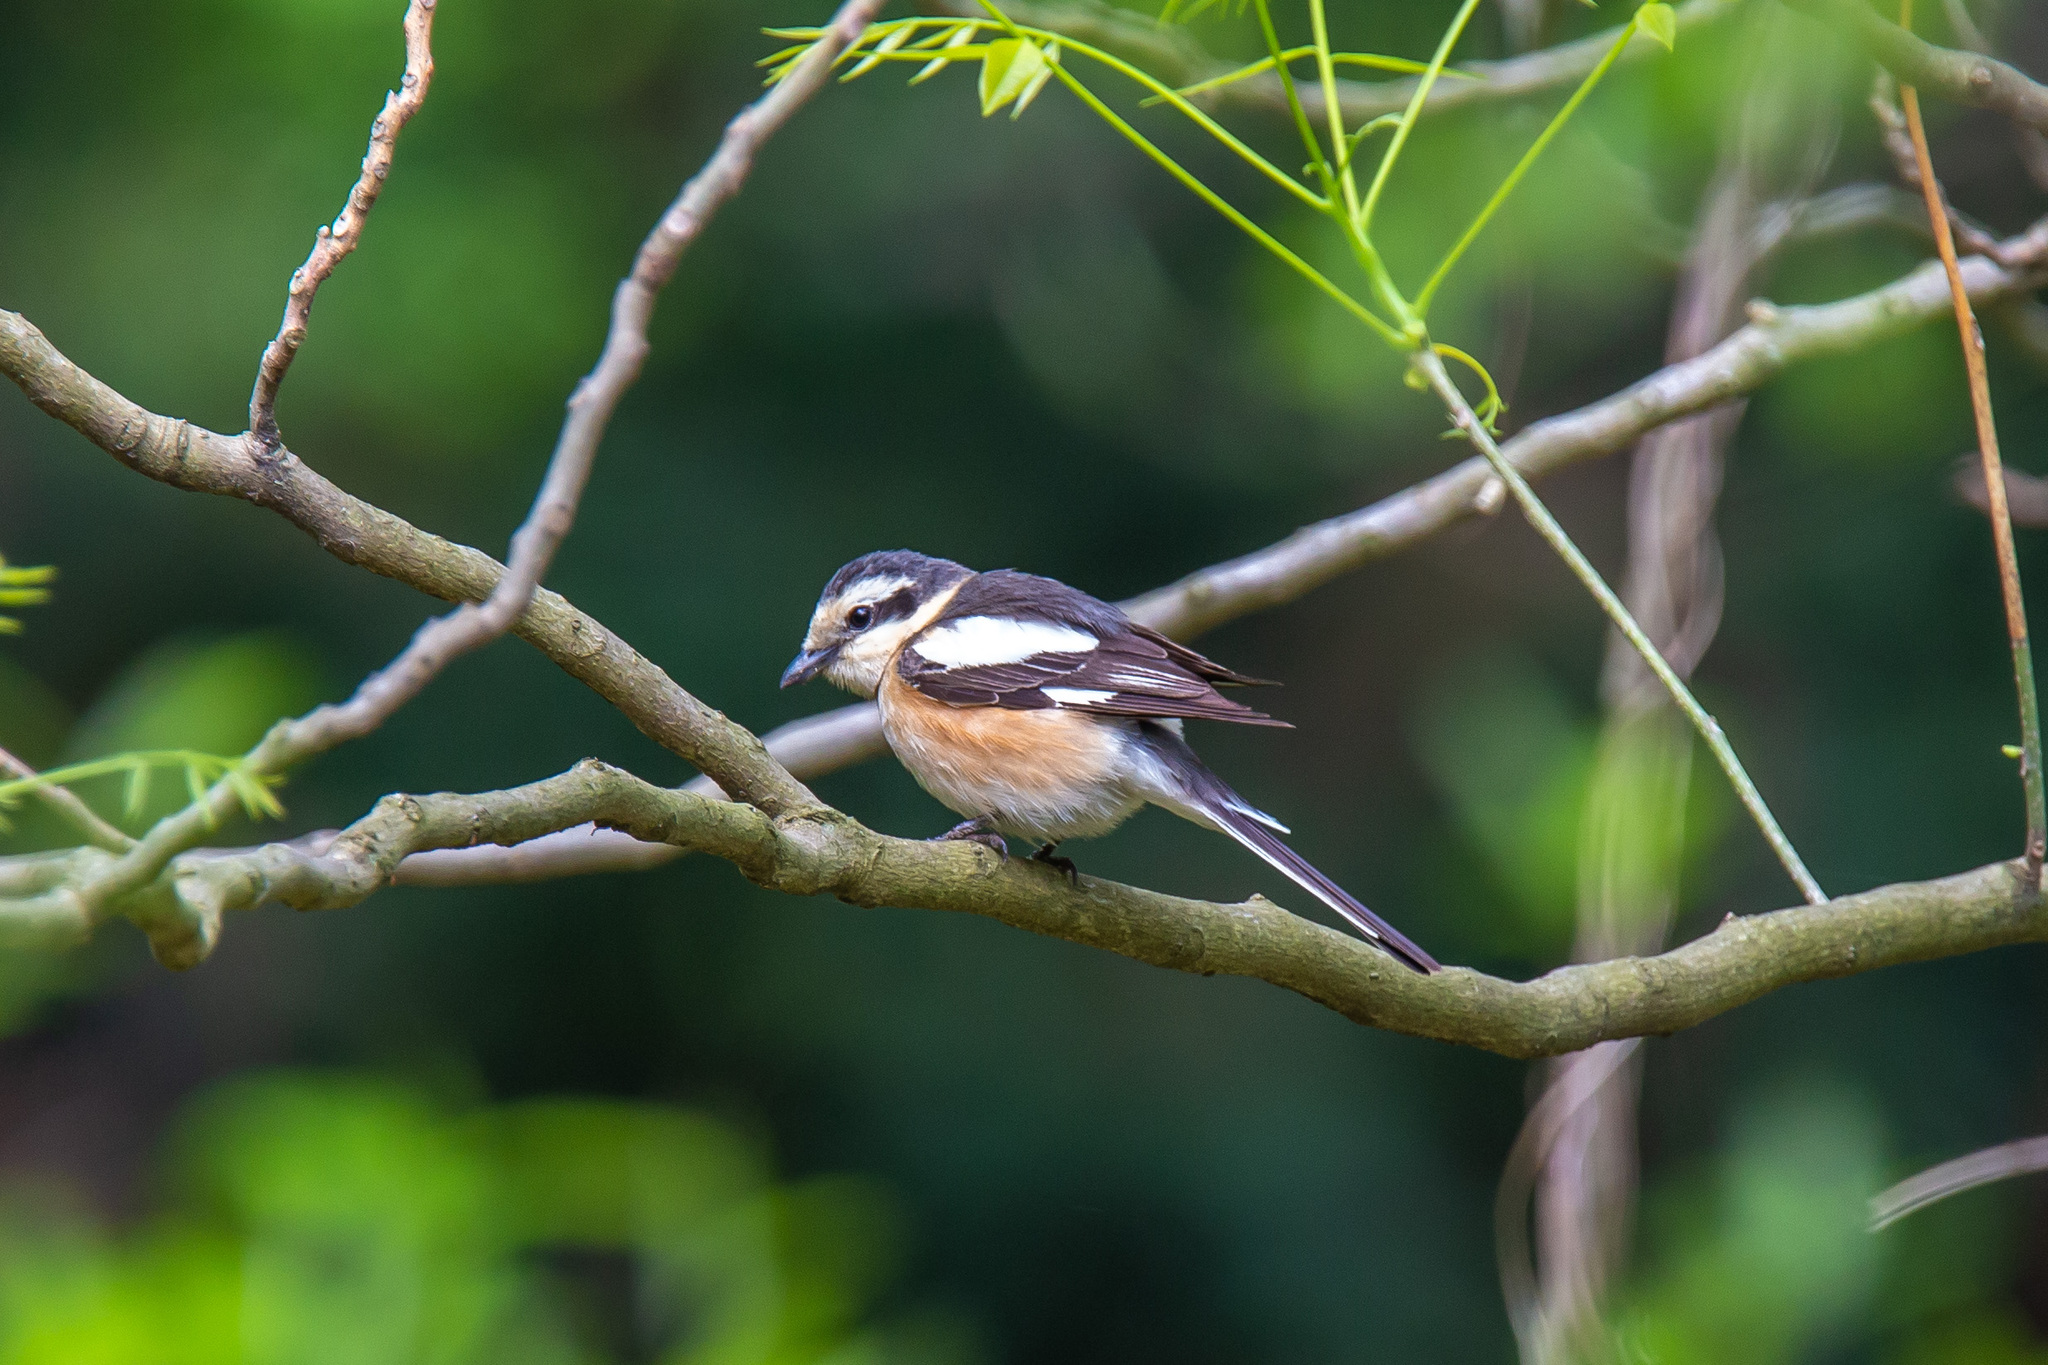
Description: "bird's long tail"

(1135, 723), (1440, 975)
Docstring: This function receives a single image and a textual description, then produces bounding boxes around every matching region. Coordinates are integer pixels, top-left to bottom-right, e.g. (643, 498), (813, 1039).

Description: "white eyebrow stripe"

(911, 617), (1099, 668)
(1042, 687), (1117, 706)
(841, 575), (915, 604)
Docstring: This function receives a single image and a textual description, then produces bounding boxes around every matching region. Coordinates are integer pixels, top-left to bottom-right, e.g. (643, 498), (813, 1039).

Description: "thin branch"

(1956, 453), (2048, 528)
(1869, 75), (2020, 265)
(1934, 0), (2048, 190)
(1783, 0), (2048, 134)
(1416, 345), (1826, 906)
(0, 746), (134, 855)
(1871, 1134), (2048, 1229)
(4, 758), (2041, 1057)
(1900, 56), (2047, 873)
(249, 0), (437, 449)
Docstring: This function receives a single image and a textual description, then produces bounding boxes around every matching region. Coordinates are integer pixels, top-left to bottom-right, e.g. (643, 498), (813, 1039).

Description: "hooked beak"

(780, 645), (839, 689)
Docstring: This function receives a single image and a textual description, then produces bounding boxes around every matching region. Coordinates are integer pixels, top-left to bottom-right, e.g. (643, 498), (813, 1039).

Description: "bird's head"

(781, 550), (974, 697)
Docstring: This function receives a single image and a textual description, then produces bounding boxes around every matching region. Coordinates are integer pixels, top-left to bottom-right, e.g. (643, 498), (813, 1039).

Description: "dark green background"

(4, 0), (2047, 1359)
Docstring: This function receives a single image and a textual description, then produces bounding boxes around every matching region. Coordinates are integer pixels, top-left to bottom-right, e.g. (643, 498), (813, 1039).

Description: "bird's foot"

(1032, 842), (1079, 885)
(934, 818), (1007, 858)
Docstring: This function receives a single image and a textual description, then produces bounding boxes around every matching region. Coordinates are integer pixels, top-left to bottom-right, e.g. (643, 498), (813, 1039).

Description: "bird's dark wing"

(897, 571), (1287, 726)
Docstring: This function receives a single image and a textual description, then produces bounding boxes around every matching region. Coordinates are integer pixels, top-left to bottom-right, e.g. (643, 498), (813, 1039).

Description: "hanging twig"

(1414, 347), (1827, 906)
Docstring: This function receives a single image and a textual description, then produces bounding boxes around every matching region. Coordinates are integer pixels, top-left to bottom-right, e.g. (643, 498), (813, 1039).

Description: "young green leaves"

(0, 751), (284, 834)
(0, 557), (55, 635)
(980, 35), (1059, 118)
(1637, 2), (1678, 51)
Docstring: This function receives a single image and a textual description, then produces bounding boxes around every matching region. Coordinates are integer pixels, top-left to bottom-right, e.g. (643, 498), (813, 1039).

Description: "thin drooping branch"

(930, 0), (1742, 123)
(0, 746), (133, 855)
(1869, 75), (2017, 265)
(1415, 345), (1826, 906)
(249, 0), (436, 449)
(1900, 50), (2047, 873)
(1871, 1134), (2048, 1229)
(1783, 0), (2048, 134)
(5, 757), (2039, 1058)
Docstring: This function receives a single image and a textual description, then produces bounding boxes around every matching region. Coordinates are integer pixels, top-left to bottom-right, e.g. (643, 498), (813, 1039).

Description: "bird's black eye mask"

(847, 586), (919, 632)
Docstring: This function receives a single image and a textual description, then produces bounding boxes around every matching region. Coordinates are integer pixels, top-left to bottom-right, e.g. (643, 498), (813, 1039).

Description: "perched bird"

(780, 551), (1439, 975)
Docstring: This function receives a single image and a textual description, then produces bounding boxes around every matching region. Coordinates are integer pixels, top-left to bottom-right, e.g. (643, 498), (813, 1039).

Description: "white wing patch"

(1043, 686), (1117, 706)
(911, 616), (1099, 668)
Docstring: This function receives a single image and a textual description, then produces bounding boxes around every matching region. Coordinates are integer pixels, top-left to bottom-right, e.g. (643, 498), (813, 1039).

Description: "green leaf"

(909, 23), (977, 85)
(1637, 2), (1676, 51)
(124, 763), (150, 822)
(842, 22), (915, 82)
(1010, 43), (1060, 119)
(979, 37), (1047, 117)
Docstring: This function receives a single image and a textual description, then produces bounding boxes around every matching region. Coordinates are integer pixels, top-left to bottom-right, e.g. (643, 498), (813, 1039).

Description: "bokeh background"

(4, 0), (2048, 1359)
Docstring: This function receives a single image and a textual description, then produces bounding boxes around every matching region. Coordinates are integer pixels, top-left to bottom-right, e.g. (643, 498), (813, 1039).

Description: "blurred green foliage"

(0, 1073), (977, 1365)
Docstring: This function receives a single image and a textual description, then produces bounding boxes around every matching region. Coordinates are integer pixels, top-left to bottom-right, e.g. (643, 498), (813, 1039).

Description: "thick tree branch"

(1783, 0), (2048, 133)
(6, 759), (2039, 1058)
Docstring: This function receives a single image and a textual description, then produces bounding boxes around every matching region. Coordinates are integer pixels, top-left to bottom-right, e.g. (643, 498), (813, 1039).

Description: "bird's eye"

(847, 605), (874, 631)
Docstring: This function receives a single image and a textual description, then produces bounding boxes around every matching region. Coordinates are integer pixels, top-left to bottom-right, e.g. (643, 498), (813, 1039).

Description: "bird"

(779, 550), (1440, 975)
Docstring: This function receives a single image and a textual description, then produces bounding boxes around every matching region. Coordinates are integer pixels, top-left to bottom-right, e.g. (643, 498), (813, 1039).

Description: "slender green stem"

(1358, 0), (1485, 237)
(864, 17), (1331, 211)
(976, 1), (1402, 346)
(1163, 47), (1455, 104)
(1308, 0), (1361, 222)
(1413, 346), (1827, 906)
(1413, 17), (1638, 317)
(1253, 0), (1334, 198)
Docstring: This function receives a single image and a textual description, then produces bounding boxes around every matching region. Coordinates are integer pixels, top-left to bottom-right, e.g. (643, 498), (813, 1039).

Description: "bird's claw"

(1032, 843), (1080, 886)
(935, 819), (1008, 858)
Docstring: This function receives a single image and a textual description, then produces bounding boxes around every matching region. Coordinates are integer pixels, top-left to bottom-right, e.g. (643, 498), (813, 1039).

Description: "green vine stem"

(1414, 14), (1643, 316)
(1413, 345), (1827, 906)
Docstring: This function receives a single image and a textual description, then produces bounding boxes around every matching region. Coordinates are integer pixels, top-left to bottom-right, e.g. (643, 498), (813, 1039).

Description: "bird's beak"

(780, 645), (839, 689)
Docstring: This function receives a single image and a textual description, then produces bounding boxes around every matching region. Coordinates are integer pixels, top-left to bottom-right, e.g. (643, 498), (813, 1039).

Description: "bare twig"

(1954, 454), (2048, 527)
(1935, 0), (2048, 191)
(0, 746), (134, 855)
(1900, 33), (2047, 874)
(249, 0), (437, 450)
(1871, 1134), (2048, 1229)
(1869, 75), (2023, 265)
(1784, 0), (2048, 134)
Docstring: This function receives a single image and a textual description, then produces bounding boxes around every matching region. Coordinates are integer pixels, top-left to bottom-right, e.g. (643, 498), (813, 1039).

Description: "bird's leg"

(1032, 842), (1079, 885)
(934, 816), (1007, 858)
